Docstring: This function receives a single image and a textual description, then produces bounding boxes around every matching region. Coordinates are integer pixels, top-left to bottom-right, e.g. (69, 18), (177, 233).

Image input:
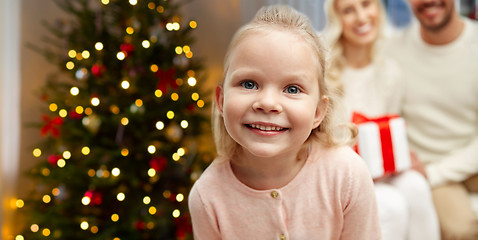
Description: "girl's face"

(216, 30), (327, 160)
(336, 0), (380, 47)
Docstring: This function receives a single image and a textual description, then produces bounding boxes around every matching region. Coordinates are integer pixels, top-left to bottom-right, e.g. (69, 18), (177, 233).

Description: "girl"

(188, 5), (380, 240)
(322, 0), (440, 239)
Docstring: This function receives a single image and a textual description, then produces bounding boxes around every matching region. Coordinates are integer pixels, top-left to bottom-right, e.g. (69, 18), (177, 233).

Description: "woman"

(322, 0), (441, 239)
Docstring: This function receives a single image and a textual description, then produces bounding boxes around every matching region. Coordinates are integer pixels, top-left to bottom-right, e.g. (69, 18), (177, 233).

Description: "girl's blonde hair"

(212, 4), (353, 158)
(322, 0), (387, 94)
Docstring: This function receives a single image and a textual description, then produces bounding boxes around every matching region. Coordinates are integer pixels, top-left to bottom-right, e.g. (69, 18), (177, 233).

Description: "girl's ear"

(215, 85), (225, 116)
(313, 95), (329, 129)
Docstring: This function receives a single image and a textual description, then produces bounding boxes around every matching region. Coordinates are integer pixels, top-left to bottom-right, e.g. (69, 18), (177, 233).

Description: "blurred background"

(0, 0), (476, 239)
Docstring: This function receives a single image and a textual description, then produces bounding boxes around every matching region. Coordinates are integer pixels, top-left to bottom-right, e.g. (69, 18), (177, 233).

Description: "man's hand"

(410, 151), (427, 179)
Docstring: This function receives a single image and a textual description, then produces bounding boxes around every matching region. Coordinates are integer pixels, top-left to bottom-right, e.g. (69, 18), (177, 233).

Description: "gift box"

(352, 112), (411, 179)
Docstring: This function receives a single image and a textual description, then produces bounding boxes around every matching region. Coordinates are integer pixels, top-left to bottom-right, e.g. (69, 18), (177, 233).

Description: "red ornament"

(84, 190), (103, 206)
(155, 67), (178, 93)
(48, 154), (62, 166)
(174, 214), (192, 239)
(91, 63), (106, 77)
(120, 43), (135, 56)
(149, 157), (167, 173)
(134, 220), (146, 231)
(41, 115), (63, 138)
(69, 109), (83, 119)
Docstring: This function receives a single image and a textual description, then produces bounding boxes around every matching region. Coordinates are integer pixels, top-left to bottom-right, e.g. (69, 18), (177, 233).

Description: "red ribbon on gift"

(41, 115), (64, 138)
(352, 112), (401, 174)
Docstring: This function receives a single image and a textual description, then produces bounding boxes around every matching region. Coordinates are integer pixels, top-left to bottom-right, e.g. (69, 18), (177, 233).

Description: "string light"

(30, 224), (39, 232)
(42, 228), (51, 237)
(187, 77), (197, 86)
(150, 64), (158, 72)
(101, 0), (109, 5)
(180, 120), (188, 129)
(175, 46), (182, 54)
(147, 2), (155, 9)
(189, 20), (198, 28)
(121, 148), (129, 156)
(154, 89), (163, 98)
(70, 87), (79, 96)
(57, 159), (66, 168)
(75, 106), (84, 114)
(142, 40), (150, 48)
(68, 50), (77, 58)
(91, 226), (99, 234)
(197, 99), (205, 108)
(156, 121), (164, 130)
(148, 168), (156, 177)
(81, 50), (90, 59)
(171, 93), (179, 101)
(59, 109), (68, 118)
(121, 117), (129, 126)
(172, 153), (180, 161)
(111, 214), (119, 222)
(176, 193), (184, 202)
(33, 148), (42, 157)
(166, 111), (174, 119)
(15, 199), (24, 208)
(147, 145), (156, 154)
(129, 0), (137, 5)
(177, 147), (186, 156)
(41, 168), (50, 176)
(66, 61), (75, 70)
(172, 209), (180, 218)
(111, 168), (120, 176)
(143, 196), (151, 204)
(82, 196), (91, 205)
(42, 195), (52, 204)
(156, 6), (164, 13)
(81, 146), (91, 155)
(49, 103), (58, 112)
(80, 221), (89, 230)
(85, 107), (93, 115)
(117, 192), (125, 201)
(117, 52), (125, 60)
(121, 80), (130, 89)
(15, 235), (24, 240)
(110, 105), (120, 114)
(62, 151), (71, 159)
(95, 42), (103, 50)
(126, 27), (134, 35)
(135, 99), (143, 107)
(52, 188), (61, 196)
(91, 97), (100, 106)
(149, 206), (157, 215)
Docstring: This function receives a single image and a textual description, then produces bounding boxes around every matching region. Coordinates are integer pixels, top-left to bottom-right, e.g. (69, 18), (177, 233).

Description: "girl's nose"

(252, 89), (283, 113)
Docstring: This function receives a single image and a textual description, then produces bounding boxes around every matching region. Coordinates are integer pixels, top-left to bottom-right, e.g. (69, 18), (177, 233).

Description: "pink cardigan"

(188, 143), (381, 240)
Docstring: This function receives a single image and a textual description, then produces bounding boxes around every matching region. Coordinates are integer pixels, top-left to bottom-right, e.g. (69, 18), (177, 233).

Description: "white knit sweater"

(389, 18), (478, 187)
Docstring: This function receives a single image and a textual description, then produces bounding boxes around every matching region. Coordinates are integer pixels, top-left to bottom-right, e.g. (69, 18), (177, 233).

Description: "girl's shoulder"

(309, 142), (369, 176)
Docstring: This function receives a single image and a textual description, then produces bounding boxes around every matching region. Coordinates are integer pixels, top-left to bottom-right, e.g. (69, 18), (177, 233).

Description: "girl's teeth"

(250, 124), (282, 131)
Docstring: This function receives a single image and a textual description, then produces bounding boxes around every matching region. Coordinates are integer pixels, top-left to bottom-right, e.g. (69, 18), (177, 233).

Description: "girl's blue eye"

(285, 86), (300, 94)
(241, 81), (257, 89)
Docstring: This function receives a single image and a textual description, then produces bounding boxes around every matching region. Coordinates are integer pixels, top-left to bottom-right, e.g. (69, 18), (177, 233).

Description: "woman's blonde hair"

(322, 0), (387, 94)
(212, 4), (353, 158)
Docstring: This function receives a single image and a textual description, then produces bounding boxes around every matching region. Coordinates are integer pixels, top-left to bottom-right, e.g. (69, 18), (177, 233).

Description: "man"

(389, 0), (478, 239)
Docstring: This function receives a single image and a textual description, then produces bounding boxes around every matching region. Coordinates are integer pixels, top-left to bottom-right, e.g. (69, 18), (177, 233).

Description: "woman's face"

(336, 0), (380, 47)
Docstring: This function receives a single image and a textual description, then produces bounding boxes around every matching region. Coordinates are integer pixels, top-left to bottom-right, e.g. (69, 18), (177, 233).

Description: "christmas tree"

(16, 0), (212, 239)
